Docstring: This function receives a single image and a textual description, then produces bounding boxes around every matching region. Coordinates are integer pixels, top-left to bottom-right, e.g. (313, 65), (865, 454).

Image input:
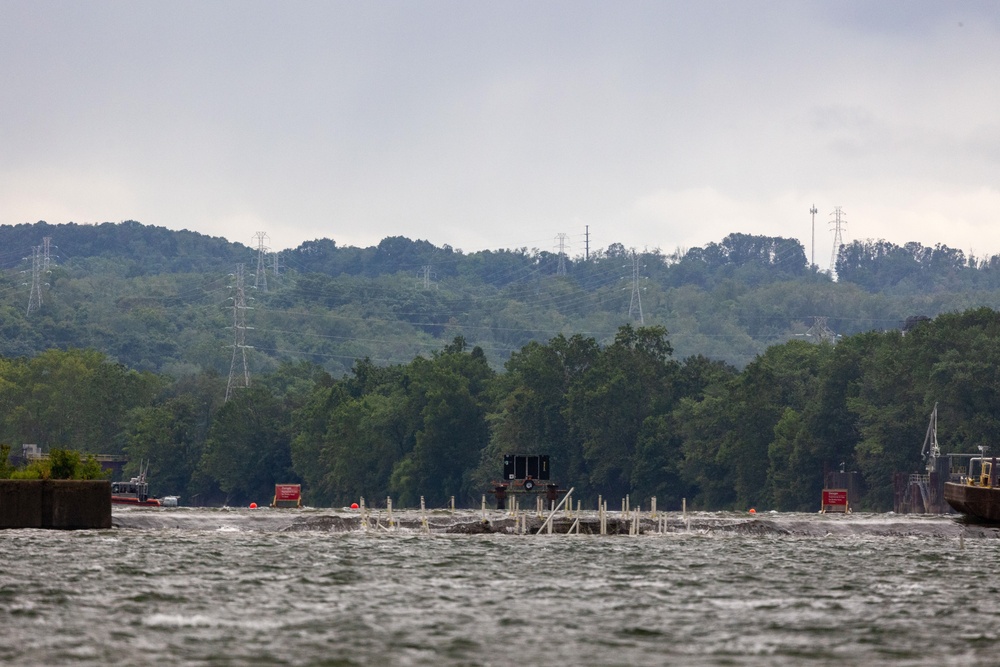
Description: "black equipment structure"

(493, 453), (559, 510)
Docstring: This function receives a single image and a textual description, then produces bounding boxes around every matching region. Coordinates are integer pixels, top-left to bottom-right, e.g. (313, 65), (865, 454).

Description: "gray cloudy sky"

(2, 1), (998, 270)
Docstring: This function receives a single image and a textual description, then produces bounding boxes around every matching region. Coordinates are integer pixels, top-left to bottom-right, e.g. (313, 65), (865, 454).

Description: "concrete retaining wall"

(0, 480), (111, 529)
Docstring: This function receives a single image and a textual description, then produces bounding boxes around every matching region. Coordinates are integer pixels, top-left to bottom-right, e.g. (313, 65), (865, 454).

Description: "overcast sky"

(2, 2), (998, 270)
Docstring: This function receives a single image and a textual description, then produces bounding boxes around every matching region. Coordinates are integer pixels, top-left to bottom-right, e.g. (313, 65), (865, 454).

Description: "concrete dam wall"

(0, 480), (111, 529)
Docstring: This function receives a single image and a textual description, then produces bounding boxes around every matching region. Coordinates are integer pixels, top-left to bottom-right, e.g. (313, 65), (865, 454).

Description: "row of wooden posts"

(355, 489), (690, 535)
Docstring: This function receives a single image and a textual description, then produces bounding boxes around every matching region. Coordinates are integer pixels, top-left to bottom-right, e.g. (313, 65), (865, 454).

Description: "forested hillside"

(4, 221), (1000, 376)
(5, 220), (1000, 510)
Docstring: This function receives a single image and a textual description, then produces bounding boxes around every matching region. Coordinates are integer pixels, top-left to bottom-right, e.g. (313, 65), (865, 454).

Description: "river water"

(2, 508), (999, 665)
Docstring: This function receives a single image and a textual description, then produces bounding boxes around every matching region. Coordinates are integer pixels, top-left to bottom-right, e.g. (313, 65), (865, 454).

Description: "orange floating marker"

(249, 502), (257, 509)
(350, 502), (359, 509)
(748, 508), (756, 515)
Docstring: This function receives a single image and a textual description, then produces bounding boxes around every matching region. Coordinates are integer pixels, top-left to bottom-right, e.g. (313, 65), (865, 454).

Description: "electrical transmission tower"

(628, 249), (644, 325)
(26, 246), (43, 315)
(42, 236), (54, 272)
(829, 207), (847, 275)
(226, 264), (254, 402)
(418, 265), (435, 289)
(797, 316), (839, 344)
(253, 231), (269, 292)
(271, 250), (281, 277)
(555, 233), (568, 276)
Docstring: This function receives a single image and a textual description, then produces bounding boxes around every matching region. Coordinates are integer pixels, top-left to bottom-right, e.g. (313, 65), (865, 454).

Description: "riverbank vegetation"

(1, 309), (998, 510)
(3, 221), (1000, 509)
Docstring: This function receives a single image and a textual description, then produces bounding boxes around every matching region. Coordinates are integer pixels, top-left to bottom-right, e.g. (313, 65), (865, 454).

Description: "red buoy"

(350, 502), (359, 509)
(249, 502), (257, 509)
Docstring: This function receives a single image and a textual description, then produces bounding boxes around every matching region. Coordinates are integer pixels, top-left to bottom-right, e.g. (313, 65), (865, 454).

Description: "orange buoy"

(249, 502), (257, 509)
(350, 502), (359, 509)
(748, 508), (756, 515)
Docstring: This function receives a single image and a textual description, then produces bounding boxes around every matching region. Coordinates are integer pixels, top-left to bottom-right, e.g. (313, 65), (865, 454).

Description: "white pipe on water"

(536, 487), (575, 535)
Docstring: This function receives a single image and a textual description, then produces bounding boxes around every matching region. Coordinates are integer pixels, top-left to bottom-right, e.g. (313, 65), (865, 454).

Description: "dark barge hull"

(944, 482), (1000, 522)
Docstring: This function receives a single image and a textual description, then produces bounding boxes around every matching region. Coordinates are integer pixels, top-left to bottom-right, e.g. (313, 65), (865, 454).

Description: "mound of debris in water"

(446, 520), (500, 534)
(109, 507), (1000, 539)
(280, 515), (359, 532)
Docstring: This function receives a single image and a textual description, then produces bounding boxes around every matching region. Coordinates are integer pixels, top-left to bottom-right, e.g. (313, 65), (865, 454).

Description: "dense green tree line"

(4, 309), (1000, 511)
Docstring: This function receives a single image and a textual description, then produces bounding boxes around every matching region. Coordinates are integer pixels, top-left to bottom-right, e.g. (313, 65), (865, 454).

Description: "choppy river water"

(2, 508), (1000, 665)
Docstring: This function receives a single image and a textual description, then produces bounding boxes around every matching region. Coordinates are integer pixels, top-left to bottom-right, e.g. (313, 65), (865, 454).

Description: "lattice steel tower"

(802, 316), (839, 344)
(42, 236), (53, 272)
(829, 207), (847, 275)
(555, 233), (568, 276)
(26, 246), (42, 315)
(226, 264), (253, 402)
(628, 249), (644, 325)
(419, 265), (435, 289)
(253, 231), (269, 292)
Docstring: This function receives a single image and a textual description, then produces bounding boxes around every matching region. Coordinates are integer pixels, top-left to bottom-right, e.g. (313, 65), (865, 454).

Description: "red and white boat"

(111, 464), (161, 507)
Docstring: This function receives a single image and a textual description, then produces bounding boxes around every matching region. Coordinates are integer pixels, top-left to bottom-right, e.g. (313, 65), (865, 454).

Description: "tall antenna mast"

(809, 205), (818, 269)
(226, 264), (253, 402)
(829, 206), (847, 275)
(585, 225), (590, 261)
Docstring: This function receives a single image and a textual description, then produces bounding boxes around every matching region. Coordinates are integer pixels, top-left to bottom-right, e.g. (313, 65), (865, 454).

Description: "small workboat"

(111, 463), (161, 507)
